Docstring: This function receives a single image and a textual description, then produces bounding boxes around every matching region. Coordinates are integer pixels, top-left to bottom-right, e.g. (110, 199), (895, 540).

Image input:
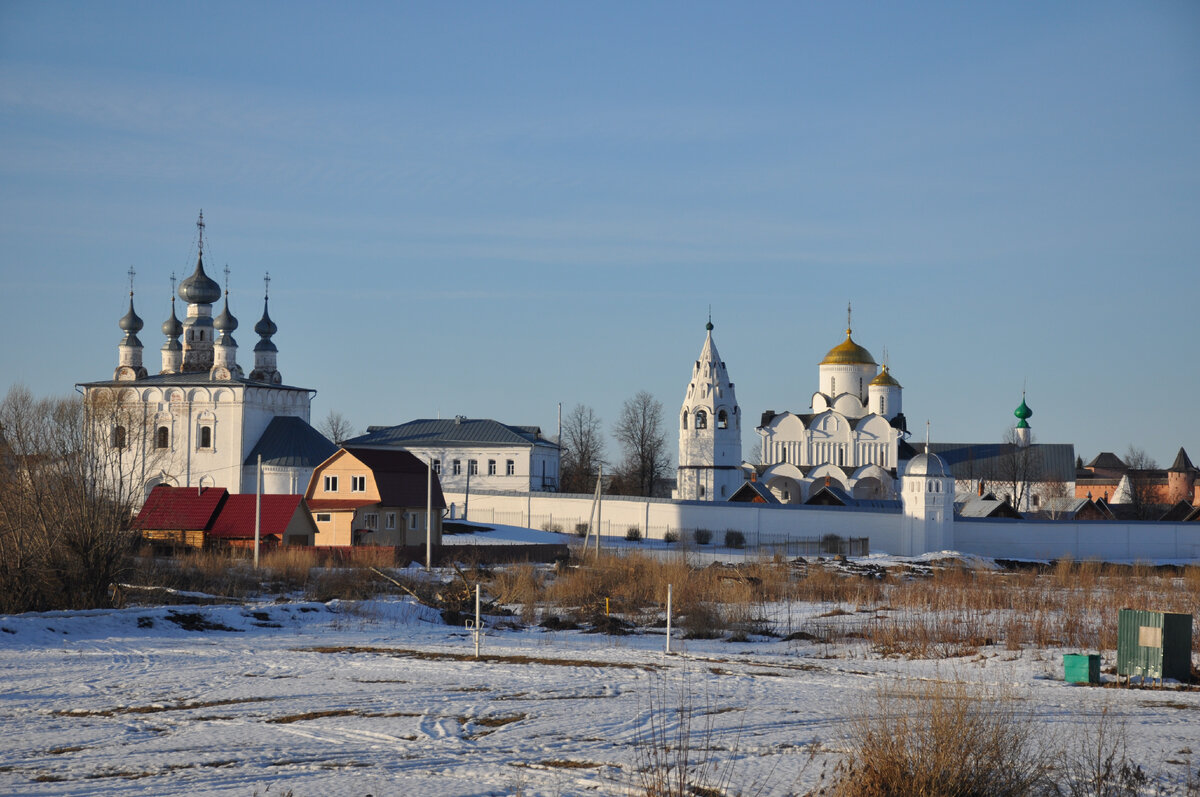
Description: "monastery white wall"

(952, 518), (1200, 561)
(445, 490), (902, 552)
(445, 490), (1200, 561)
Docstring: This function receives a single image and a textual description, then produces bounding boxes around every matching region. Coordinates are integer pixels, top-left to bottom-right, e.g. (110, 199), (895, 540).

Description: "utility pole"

(426, 457), (433, 571)
(254, 454), (262, 569)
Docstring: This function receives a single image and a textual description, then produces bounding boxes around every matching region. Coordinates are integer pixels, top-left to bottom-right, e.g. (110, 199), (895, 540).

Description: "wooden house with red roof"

(133, 485), (317, 549)
(305, 446), (446, 546)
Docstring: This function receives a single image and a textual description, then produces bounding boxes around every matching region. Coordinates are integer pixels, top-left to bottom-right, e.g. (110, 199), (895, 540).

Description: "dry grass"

(481, 553), (1200, 655)
(828, 678), (1056, 797)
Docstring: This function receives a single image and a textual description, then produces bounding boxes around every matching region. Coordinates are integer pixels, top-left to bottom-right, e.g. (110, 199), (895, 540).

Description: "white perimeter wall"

(447, 490), (1200, 561)
(446, 490), (903, 552)
(953, 518), (1200, 561)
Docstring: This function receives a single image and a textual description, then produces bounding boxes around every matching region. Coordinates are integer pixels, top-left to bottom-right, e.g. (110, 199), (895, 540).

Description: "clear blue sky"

(2, 1), (1198, 468)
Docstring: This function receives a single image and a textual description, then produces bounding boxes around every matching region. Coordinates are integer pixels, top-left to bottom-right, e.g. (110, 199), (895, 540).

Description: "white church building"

(756, 311), (908, 503)
(79, 215), (335, 500)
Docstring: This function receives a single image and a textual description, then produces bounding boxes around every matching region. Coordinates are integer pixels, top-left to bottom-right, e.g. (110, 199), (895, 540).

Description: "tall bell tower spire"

(675, 315), (743, 501)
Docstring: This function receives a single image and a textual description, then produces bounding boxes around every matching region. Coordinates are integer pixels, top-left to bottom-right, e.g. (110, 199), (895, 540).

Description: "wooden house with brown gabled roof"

(305, 446), (446, 546)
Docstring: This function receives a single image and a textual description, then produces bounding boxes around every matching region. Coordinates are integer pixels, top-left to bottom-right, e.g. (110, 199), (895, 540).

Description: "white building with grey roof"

(344, 416), (561, 495)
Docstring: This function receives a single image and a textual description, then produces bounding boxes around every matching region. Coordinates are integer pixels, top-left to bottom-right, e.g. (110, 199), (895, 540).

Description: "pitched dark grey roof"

(347, 418), (558, 449)
(918, 442), (1076, 483)
(1169, 447), (1195, 473)
(1087, 452), (1127, 471)
(244, 416), (337, 468)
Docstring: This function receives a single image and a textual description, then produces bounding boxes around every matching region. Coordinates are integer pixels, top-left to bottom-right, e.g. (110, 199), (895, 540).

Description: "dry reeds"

(831, 678), (1055, 797)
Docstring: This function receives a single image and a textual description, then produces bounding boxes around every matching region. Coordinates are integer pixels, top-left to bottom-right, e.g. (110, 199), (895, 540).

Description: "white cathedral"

(675, 309), (908, 504)
(79, 215), (335, 500)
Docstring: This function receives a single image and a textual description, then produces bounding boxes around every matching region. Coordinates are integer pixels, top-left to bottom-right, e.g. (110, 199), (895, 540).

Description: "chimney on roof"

(825, 475), (831, 488)
(454, 415), (465, 425)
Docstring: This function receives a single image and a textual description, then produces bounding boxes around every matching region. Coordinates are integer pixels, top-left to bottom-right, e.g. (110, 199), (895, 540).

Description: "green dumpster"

(1116, 608), (1193, 683)
(1064, 653), (1100, 684)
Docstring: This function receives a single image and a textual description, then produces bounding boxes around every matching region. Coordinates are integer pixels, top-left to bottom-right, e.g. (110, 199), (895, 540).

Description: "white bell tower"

(676, 316), (743, 501)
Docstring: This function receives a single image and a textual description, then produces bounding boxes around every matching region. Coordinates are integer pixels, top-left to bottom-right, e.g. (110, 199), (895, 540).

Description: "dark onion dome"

(254, 298), (277, 338)
(162, 299), (183, 338)
(214, 295), (238, 332)
(869, 364), (901, 388)
(178, 252), (222, 305)
(820, 329), (876, 366)
(1014, 395), (1033, 428)
(119, 297), (144, 333)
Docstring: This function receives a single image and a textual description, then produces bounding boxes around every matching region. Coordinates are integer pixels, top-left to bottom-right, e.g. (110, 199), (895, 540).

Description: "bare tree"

(0, 386), (158, 612)
(995, 427), (1044, 512)
(318, 410), (355, 446)
(1119, 445), (1161, 519)
(611, 390), (670, 497)
(559, 404), (605, 494)
(1122, 445), (1157, 470)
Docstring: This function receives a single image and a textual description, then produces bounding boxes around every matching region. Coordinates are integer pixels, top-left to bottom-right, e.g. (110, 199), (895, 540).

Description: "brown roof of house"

(342, 447), (447, 510)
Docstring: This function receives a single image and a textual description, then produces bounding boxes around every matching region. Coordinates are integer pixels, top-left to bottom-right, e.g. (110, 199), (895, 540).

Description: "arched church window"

(681, 411), (688, 430)
(717, 410), (728, 429)
(695, 410), (707, 430)
(199, 425), (212, 448)
(112, 426), (126, 449)
(156, 426), (169, 449)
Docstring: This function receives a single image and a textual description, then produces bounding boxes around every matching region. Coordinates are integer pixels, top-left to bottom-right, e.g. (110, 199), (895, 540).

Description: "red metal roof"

(208, 494), (306, 540)
(134, 486), (228, 530)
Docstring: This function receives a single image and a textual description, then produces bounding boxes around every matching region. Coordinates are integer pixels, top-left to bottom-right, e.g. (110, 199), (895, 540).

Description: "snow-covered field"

(2, 550), (1199, 796)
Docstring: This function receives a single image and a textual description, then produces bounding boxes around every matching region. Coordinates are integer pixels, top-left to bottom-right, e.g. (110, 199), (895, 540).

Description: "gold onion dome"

(869, 364), (901, 387)
(820, 329), (876, 366)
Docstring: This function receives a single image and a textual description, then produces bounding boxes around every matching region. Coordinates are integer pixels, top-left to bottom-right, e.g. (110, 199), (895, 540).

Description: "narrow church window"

(831, 377), (836, 395)
(199, 425), (212, 448)
(880, 396), (886, 414)
(155, 426), (169, 449)
(682, 411), (688, 429)
(717, 410), (728, 429)
(699, 485), (706, 497)
(112, 425), (127, 449)
(695, 410), (707, 430)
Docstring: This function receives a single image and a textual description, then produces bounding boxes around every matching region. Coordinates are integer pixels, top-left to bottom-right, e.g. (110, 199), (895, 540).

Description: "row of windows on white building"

(111, 423), (214, 450)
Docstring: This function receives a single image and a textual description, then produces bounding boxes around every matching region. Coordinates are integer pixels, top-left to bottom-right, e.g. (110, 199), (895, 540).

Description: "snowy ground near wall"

(3, 591), (1199, 797)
